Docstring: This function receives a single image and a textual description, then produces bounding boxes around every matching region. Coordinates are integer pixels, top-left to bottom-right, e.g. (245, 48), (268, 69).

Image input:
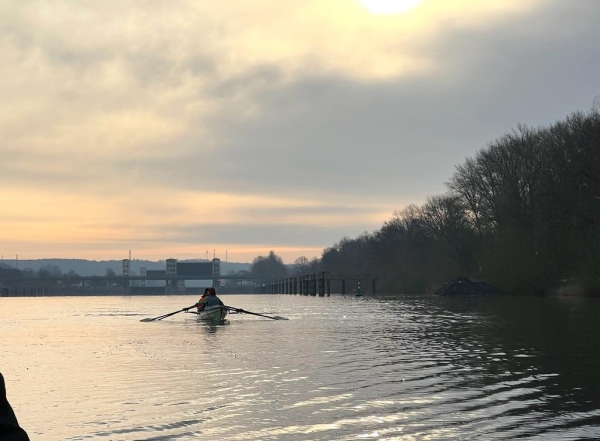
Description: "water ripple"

(2, 294), (600, 440)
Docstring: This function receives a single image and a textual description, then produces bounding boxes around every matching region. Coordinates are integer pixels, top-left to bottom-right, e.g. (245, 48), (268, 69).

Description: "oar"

(140, 304), (197, 322)
(225, 306), (288, 320)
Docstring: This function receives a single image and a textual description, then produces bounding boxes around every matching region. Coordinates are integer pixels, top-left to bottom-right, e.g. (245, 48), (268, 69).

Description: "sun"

(360, 0), (422, 14)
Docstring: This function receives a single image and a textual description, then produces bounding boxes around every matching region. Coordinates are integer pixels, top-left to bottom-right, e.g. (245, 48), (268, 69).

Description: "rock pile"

(435, 276), (504, 296)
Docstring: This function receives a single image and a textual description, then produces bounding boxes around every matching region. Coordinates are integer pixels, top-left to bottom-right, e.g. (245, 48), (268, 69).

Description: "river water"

(1, 294), (599, 440)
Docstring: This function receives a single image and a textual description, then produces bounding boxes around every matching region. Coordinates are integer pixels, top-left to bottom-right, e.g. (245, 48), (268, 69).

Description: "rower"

(196, 287), (224, 311)
(194, 288), (209, 312)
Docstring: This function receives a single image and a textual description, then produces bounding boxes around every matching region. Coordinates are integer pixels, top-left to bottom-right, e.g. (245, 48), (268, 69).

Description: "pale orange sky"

(1, 0), (597, 263)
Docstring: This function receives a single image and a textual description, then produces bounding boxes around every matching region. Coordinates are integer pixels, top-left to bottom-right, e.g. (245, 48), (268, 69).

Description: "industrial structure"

(123, 257), (221, 293)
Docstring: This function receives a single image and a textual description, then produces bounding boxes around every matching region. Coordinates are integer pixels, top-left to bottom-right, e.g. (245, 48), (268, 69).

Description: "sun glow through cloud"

(360, 0), (422, 14)
(0, 0), (564, 263)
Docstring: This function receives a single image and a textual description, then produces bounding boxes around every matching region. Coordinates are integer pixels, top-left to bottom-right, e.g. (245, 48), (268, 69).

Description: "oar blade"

(140, 304), (197, 322)
(225, 306), (288, 321)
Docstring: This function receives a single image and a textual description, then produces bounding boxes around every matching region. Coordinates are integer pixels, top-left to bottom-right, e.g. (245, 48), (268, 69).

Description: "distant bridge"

(0, 275), (267, 283)
(0, 272), (398, 296)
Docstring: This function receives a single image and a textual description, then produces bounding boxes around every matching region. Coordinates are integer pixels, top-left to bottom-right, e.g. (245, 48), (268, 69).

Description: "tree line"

(0, 263), (122, 281)
(251, 110), (600, 296)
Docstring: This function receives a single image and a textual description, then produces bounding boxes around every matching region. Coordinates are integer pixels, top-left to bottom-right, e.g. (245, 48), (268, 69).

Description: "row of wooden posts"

(262, 272), (377, 296)
(1, 286), (58, 297)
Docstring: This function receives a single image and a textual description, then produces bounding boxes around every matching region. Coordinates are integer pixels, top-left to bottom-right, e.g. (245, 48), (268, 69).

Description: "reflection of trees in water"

(418, 296), (600, 416)
(357, 294), (600, 429)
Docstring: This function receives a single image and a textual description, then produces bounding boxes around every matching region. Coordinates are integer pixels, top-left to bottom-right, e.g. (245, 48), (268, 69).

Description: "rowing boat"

(189, 305), (228, 322)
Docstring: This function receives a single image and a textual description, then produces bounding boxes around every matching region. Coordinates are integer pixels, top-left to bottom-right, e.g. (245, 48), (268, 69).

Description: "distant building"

(122, 259), (131, 288)
(122, 259), (130, 277)
(212, 258), (220, 277)
(145, 270), (167, 288)
(134, 257), (222, 292)
(166, 258), (177, 291)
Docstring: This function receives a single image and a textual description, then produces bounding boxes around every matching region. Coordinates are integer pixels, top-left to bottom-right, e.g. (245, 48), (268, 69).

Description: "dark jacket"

(0, 373), (30, 441)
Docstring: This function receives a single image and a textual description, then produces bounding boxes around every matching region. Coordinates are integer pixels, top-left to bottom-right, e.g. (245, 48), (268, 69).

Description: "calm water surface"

(1, 294), (600, 440)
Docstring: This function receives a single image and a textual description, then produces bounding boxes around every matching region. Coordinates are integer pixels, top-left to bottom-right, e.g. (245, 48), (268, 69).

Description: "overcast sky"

(1, 0), (598, 264)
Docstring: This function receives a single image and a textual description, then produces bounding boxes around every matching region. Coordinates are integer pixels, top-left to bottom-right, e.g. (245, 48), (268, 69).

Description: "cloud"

(1, 0), (598, 261)
(198, 0), (600, 200)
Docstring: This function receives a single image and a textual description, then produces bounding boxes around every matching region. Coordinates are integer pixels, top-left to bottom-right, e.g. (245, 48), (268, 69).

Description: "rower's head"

(208, 287), (216, 296)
